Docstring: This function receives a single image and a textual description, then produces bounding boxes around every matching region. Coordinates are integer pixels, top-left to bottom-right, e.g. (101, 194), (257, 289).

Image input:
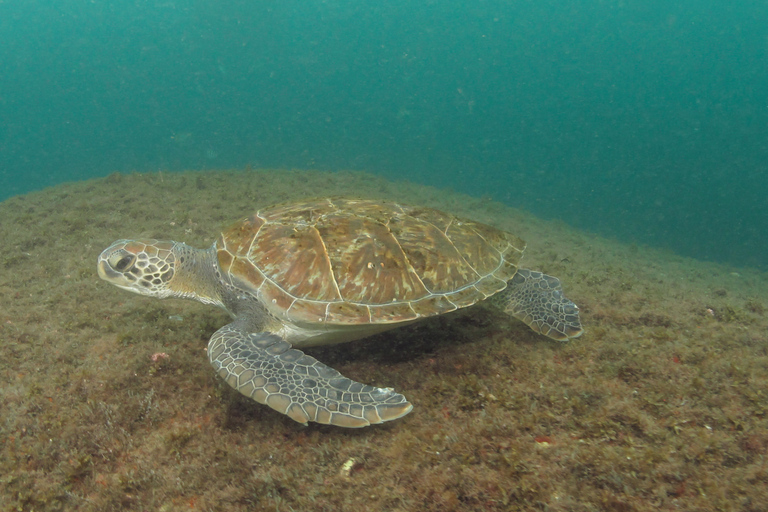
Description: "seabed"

(1, 169), (767, 511)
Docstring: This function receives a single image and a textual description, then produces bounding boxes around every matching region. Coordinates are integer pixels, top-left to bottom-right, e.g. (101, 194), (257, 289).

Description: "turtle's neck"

(170, 242), (226, 309)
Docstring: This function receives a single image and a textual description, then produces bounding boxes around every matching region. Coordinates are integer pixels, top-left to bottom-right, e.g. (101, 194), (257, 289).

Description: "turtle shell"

(216, 198), (525, 326)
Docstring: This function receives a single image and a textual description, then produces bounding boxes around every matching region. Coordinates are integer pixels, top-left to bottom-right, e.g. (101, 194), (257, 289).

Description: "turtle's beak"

(97, 257), (119, 281)
(97, 242), (139, 288)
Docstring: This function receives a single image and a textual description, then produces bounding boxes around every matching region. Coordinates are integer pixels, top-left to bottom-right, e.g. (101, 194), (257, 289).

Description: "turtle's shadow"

(306, 305), (510, 367)
(215, 305), (526, 432)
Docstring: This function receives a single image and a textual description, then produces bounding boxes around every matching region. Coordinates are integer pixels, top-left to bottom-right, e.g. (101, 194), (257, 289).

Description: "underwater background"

(3, 3), (768, 510)
(1, 0), (766, 268)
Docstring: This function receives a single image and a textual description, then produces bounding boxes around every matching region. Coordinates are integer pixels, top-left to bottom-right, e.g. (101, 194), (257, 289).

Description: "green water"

(1, 0), (765, 269)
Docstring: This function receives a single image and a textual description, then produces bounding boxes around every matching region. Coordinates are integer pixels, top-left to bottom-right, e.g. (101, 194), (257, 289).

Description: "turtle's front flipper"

(496, 268), (584, 341)
(207, 324), (413, 427)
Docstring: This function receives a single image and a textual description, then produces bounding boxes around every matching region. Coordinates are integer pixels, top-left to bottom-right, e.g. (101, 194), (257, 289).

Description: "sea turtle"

(97, 198), (583, 428)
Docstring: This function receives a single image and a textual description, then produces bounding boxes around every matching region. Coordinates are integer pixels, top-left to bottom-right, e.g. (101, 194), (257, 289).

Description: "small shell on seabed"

(339, 457), (358, 478)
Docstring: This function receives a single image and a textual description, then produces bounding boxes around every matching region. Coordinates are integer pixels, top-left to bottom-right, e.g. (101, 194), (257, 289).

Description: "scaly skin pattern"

(208, 325), (412, 427)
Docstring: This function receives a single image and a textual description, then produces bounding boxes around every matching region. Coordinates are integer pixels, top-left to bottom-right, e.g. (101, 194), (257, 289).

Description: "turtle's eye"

(109, 252), (136, 272)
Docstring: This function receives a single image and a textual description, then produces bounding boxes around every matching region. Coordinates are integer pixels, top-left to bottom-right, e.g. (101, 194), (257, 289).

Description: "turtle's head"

(98, 239), (223, 306)
(98, 239), (180, 298)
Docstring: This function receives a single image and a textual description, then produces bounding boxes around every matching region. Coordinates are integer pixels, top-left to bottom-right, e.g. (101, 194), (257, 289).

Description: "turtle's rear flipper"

(499, 268), (584, 341)
(207, 324), (413, 427)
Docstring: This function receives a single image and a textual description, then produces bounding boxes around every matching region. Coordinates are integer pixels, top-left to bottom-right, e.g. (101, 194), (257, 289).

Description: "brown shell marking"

(216, 198), (525, 326)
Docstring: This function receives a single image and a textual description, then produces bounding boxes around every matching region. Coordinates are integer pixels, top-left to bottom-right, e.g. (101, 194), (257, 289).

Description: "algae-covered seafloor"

(1, 169), (767, 511)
